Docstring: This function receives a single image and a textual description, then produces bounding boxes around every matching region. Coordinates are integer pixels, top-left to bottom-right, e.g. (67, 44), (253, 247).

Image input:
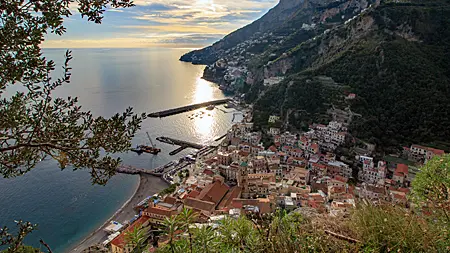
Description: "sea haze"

(0, 48), (240, 252)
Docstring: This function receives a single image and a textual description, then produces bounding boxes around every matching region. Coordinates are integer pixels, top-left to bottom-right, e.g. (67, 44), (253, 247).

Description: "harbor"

(70, 94), (243, 252)
(148, 98), (231, 118)
(156, 136), (205, 155)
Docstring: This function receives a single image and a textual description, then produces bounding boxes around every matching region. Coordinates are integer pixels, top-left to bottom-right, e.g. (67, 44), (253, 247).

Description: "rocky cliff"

(180, 0), (450, 149)
(180, 0), (309, 65)
(253, 0), (450, 148)
(182, 0), (377, 92)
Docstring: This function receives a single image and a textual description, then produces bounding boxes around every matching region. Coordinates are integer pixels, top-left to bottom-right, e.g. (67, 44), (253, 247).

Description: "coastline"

(68, 174), (168, 253)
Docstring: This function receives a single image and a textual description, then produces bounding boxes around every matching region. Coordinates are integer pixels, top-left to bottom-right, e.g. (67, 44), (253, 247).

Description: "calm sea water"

(0, 48), (239, 252)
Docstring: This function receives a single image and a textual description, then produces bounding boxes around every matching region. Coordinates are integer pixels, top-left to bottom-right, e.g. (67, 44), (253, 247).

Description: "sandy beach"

(68, 174), (168, 253)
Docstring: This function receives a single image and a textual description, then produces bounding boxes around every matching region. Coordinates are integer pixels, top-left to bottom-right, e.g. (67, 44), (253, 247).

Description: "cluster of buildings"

(204, 31), (287, 92)
(107, 115), (446, 253)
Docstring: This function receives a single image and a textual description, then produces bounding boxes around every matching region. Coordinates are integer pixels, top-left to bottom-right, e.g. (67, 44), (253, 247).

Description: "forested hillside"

(253, 0), (450, 149)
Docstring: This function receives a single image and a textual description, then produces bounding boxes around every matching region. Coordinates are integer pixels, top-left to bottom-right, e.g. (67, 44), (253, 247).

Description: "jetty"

(148, 98), (231, 118)
(116, 166), (163, 176)
(214, 133), (228, 142)
(156, 136), (205, 155)
(157, 136), (204, 149)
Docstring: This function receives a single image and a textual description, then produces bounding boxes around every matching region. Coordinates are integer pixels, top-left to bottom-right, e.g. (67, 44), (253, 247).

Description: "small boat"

(208, 113), (211, 116)
(206, 105), (215, 110)
(131, 146), (144, 155)
(135, 132), (162, 155)
(139, 145), (161, 155)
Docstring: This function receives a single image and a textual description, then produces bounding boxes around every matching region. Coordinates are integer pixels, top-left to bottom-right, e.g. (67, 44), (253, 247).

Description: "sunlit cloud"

(43, 0), (279, 48)
(42, 37), (203, 48)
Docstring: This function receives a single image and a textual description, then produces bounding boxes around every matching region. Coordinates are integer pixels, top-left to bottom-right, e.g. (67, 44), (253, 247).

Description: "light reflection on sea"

(0, 48), (242, 252)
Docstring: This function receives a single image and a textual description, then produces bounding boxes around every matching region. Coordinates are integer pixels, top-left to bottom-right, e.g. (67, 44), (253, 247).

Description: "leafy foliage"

(349, 204), (448, 252)
(159, 184), (178, 197)
(155, 204), (449, 253)
(0, 246), (39, 253)
(0, 221), (38, 253)
(412, 154), (450, 223)
(125, 224), (150, 252)
(0, 0), (145, 185)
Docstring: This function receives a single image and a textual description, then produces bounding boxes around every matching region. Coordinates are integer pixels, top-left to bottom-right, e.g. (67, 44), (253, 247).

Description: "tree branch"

(0, 142), (87, 153)
(39, 239), (53, 253)
(324, 230), (361, 244)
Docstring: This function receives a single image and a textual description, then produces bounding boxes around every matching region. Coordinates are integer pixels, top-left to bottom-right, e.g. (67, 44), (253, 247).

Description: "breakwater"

(148, 99), (230, 118)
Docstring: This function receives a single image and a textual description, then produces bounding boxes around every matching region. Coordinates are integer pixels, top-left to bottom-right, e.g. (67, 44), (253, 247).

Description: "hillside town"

(106, 107), (445, 253)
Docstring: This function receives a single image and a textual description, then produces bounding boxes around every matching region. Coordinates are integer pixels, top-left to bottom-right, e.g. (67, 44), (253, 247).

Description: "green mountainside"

(182, 0), (450, 150)
(255, 0), (450, 149)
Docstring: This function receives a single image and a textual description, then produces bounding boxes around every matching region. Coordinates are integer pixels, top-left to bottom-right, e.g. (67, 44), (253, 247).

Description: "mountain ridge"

(181, 0), (450, 150)
(180, 0), (318, 64)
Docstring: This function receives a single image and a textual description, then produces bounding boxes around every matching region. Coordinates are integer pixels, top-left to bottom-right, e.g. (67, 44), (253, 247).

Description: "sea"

(0, 48), (241, 252)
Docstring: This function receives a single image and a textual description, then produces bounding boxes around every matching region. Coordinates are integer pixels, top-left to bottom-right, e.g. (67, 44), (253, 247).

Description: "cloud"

(45, 0), (279, 47)
(42, 37), (207, 49)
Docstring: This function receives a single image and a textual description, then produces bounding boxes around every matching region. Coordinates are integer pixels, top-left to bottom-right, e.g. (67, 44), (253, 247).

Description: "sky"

(43, 0), (278, 48)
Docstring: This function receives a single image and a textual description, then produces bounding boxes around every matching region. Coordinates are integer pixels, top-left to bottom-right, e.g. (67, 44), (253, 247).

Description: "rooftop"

(111, 216), (150, 248)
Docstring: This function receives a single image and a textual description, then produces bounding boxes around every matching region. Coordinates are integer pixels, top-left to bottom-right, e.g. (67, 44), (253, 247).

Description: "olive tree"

(1, 0), (143, 185)
(1, 1), (145, 250)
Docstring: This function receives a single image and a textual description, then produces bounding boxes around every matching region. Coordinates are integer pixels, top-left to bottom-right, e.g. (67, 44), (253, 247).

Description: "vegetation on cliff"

(252, 0), (450, 150)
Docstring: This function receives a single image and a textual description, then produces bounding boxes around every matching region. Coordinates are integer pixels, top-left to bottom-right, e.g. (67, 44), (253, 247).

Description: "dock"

(148, 98), (231, 118)
(156, 137), (204, 149)
(116, 166), (163, 176)
(169, 146), (188, 156)
(116, 160), (178, 176)
(157, 136), (205, 156)
(214, 133), (228, 142)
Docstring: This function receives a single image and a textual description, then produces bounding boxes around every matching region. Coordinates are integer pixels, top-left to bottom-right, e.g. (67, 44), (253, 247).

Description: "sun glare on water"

(191, 77), (219, 142)
(193, 77), (215, 103)
(194, 111), (215, 142)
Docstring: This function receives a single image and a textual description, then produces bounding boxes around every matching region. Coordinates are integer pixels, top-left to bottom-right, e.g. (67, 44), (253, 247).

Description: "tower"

(238, 161), (249, 198)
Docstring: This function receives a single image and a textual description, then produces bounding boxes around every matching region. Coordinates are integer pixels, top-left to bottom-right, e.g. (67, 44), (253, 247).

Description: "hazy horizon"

(43, 0), (278, 48)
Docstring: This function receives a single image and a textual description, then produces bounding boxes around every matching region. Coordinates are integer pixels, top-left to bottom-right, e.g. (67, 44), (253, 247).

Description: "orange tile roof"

(111, 216), (150, 248)
(392, 193), (407, 200)
(217, 187), (242, 210)
(198, 181), (230, 205)
(333, 175), (348, 183)
(187, 190), (200, 198)
(366, 185), (386, 194)
(257, 200), (272, 214)
(184, 197), (215, 212)
(164, 196), (177, 205)
(395, 164), (409, 175)
(238, 151), (250, 157)
(312, 163), (327, 169)
(412, 145), (445, 155)
(398, 188), (410, 193)
(428, 148), (445, 155)
(329, 186), (346, 194)
(203, 169), (214, 176)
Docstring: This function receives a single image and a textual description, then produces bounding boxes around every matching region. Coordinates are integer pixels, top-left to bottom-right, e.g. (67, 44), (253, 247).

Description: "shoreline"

(68, 173), (168, 253)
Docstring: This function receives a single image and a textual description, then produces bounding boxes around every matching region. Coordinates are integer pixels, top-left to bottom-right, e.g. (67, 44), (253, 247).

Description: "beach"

(68, 174), (168, 253)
